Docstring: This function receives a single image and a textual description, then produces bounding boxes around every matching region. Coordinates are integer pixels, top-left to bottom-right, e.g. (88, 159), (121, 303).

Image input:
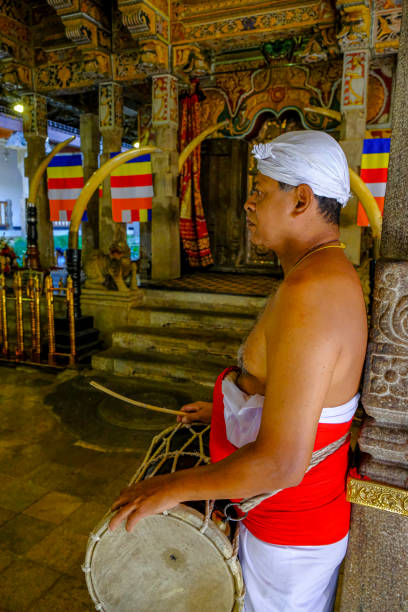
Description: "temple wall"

(0, 145), (25, 229)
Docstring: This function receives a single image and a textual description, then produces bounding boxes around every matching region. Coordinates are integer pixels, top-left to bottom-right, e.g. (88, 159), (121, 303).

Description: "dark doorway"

(200, 138), (248, 270)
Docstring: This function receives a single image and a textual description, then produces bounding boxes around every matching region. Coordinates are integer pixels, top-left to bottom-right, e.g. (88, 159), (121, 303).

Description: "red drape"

(179, 86), (213, 267)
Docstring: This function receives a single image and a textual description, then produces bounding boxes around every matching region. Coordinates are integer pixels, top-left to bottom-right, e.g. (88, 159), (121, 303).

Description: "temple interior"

(0, 0), (407, 610)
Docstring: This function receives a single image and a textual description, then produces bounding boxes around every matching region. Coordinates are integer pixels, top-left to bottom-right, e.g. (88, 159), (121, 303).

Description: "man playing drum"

(110, 130), (368, 612)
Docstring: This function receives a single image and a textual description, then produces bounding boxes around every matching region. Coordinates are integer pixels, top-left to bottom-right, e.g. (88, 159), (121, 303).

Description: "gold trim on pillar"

(347, 477), (408, 517)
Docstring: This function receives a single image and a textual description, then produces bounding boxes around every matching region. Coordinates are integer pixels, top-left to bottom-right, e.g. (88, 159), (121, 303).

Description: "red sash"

(210, 368), (352, 546)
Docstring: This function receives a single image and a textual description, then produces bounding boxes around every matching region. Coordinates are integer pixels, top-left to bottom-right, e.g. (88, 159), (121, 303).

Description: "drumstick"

(89, 380), (186, 417)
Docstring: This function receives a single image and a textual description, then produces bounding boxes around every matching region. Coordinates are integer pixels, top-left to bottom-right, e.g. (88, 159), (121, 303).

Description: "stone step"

(112, 326), (243, 359)
(128, 305), (257, 333)
(92, 347), (227, 388)
(141, 288), (268, 315)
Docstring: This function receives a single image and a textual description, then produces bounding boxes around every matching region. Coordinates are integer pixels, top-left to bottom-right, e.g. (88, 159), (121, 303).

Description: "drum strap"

(224, 432), (350, 520)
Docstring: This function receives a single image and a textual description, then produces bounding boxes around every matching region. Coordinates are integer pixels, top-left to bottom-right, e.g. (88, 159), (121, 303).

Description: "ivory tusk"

(28, 136), (75, 204)
(304, 106), (342, 123)
(349, 167), (382, 240)
(178, 121), (228, 173)
(68, 146), (159, 249)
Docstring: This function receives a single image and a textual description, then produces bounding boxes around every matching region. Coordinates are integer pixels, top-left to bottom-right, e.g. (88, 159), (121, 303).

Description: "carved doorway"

(199, 109), (303, 274)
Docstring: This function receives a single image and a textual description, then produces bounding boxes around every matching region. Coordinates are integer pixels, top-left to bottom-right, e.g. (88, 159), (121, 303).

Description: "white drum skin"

(83, 424), (244, 612)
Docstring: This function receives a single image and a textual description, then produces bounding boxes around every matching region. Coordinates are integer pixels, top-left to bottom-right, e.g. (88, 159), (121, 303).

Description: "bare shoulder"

(263, 256), (367, 335)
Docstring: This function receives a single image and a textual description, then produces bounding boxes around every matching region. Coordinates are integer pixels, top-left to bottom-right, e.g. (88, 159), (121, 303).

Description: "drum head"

(88, 513), (237, 612)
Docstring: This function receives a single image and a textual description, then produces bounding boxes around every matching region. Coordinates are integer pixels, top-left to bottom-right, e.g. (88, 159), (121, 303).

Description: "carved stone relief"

(362, 261), (408, 426)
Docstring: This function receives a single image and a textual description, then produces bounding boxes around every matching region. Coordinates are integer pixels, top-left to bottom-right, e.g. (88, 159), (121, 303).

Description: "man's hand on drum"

(109, 475), (179, 532)
(177, 401), (212, 425)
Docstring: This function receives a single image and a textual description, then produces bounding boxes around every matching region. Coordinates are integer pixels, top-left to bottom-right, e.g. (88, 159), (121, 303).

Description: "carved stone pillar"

(337, 1), (371, 265)
(151, 74), (180, 280)
(23, 93), (54, 269)
(338, 5), (408, 610)
(80, 113), (100, 263)
(98, 82), (125, 254)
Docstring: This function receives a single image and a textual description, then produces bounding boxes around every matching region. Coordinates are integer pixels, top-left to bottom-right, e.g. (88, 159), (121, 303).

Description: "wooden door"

(200, 138), (248, 269)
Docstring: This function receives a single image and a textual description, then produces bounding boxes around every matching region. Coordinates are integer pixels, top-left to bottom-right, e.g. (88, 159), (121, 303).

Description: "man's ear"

(293, 184), (315, 216)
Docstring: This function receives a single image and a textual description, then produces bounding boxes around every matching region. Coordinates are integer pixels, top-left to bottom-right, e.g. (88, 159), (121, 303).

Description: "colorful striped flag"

(357, 137), (390, 226)
(47, 153), (87, 222)
(110, 153), (153, 223)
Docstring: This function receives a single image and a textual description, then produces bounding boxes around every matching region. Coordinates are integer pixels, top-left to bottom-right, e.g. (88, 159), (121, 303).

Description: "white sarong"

(239, 526), (348, 612)
(221, 374), (358, 611)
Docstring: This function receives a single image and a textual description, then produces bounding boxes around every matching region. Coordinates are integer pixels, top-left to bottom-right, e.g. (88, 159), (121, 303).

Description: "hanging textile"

(357, 135), (391, 226)
(179, 84), (213, 267)
(110, 153), (153, 222)
(47, 153), (86, 222)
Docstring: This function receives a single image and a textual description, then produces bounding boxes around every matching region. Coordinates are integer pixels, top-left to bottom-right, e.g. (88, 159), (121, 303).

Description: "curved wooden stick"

(178, 121), (228, 173)
(90, 380), (186, 417)
(68, 146), (159, 249)
(28, 136), (75, 204)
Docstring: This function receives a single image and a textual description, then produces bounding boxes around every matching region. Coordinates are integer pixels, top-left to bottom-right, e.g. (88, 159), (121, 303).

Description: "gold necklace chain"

(286, 242), (346, 278)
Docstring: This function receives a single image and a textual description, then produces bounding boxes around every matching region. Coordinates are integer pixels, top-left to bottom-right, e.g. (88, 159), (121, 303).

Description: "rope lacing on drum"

(81, 564), (91, 573)
(200, 500), (215, 533)
(235, 593), (246, 605)
(89, 533), (100, 542)
(129, 423), (211, 484)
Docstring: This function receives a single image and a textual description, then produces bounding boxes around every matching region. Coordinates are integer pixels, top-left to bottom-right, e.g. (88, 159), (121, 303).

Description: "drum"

(83, 423), (245, 612)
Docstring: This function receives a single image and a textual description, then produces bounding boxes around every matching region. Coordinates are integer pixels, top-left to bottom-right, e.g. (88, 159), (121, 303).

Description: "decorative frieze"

(34, 51), (111, 91)
(22, 93), (47, 138)
(336, 1), (371, 51)
(46, 0), (110, 51)
(118, 0), (170, 43)
(172, 0), (335, 47)
(47, 0), (74, 9)
(173, 44), (211, 79)
(341, 49), (369, 110)
(99, 82), (123, 132)
(347, 477), (408, 517)
(373, 0), (402, 55)
(199, 61), (342, 137)
(152, 74), (178, 126)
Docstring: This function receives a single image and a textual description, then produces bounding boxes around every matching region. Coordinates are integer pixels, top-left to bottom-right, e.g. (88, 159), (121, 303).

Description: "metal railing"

(0, 271), (76, 366)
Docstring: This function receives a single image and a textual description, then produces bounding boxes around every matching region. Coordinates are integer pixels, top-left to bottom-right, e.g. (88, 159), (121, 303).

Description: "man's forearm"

(162, 442), (292, 505)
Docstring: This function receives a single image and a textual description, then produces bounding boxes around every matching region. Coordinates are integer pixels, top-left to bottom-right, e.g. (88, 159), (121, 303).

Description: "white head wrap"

(252, 130), (350, 206)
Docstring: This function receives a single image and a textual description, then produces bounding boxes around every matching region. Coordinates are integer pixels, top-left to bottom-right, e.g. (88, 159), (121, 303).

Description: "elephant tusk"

(68, 146), (159, 249)
(178, 121), (228, 173)
(28, 136), (75, 205)
(349, 168), (382, 240)
(304, 106), (342, 123)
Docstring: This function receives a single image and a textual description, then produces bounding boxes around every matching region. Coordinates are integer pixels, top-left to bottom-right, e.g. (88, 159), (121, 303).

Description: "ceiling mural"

(199, 61), (343, 138)
(0, 0), (400, 137)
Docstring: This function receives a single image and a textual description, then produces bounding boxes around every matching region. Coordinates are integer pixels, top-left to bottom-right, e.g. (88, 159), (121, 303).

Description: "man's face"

(244, 173), (295, 249)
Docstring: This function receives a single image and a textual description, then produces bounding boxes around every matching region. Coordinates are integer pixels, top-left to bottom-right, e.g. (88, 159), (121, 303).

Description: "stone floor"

(0, 363), (356, 611)
(0, 363), (191, 611)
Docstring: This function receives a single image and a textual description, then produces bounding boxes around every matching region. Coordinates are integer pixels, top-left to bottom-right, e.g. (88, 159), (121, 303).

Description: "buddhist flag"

(357, 138), (390, 226)
(47, 153), (87, 222)
(110, 153), (153, 223)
